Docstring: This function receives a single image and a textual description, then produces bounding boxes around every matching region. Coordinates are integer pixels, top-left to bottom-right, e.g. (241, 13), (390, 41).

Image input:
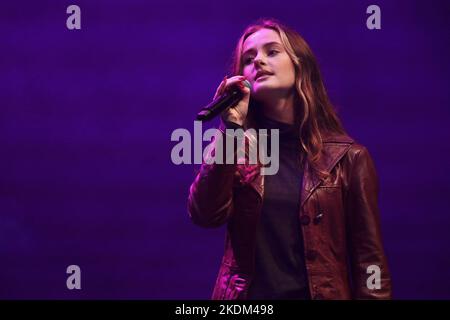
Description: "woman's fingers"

(214, 76), (227, 99)
(214, 75), (247, 99)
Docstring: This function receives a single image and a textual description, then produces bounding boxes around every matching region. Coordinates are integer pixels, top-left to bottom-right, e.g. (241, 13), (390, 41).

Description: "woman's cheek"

(244, 70), (251, 78)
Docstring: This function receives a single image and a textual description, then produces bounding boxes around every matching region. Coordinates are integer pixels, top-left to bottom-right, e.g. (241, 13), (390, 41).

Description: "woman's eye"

(243, 50), (278, 65)
(244, 57), (254, 65)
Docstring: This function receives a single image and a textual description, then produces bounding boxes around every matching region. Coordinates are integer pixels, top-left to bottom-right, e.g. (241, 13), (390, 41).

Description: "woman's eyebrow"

(242, 41), (282, 56)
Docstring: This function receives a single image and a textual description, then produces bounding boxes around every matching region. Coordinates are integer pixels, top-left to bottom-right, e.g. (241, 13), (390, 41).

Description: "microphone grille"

(242, 80), (252, 90)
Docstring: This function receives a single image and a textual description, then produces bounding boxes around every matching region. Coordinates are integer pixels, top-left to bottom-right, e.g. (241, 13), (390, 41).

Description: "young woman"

(188, 18), (392, 300)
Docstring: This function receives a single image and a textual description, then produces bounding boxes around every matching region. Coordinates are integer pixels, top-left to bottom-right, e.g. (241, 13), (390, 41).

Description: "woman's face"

(241, 28), (296, 100)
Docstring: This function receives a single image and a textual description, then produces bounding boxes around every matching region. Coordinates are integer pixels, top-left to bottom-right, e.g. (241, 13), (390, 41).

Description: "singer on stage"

(187, 18), (392, 300)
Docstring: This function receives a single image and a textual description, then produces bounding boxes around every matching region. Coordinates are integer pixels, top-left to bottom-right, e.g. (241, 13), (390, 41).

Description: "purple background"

(1, 0), (449, 299)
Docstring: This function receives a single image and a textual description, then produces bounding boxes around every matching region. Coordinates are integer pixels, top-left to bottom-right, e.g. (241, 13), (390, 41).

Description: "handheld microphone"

(196, 80), (252, 122)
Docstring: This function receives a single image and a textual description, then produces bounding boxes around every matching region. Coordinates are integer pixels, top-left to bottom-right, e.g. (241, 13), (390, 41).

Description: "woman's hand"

(213, 75), (250, 126)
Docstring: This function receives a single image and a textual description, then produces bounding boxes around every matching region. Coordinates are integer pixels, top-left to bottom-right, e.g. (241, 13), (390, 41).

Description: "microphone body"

(196, 80), (251, 122)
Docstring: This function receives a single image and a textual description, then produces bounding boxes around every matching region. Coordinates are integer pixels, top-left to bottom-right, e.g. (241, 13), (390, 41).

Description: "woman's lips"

(256, 74), (272, 81)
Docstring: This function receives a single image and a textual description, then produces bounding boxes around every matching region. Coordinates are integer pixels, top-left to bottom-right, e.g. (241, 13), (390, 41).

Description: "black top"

(246, 113), (310, 300)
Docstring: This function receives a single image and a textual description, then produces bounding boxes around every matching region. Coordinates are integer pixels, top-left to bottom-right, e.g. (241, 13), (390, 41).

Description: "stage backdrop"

(1, 0), (449, 299)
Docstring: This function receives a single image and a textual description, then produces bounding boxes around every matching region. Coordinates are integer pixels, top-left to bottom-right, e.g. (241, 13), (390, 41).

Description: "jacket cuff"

(221, 119), (244, 131)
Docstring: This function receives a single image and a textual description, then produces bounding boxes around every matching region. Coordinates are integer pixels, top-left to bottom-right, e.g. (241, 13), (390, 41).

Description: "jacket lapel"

(300, 133), (354, 207)
(245, 132), (354, 205)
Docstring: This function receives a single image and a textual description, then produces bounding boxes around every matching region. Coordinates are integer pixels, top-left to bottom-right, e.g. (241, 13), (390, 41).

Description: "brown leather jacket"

(187, 129), (392, 300)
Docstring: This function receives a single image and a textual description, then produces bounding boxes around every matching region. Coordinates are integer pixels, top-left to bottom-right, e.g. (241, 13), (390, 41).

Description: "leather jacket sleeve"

(345, 146), (392, 299)
(187, 125), (240, 228)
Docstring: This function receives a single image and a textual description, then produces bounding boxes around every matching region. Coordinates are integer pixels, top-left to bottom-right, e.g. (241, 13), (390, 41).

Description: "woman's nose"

(254, 55), (267, 66)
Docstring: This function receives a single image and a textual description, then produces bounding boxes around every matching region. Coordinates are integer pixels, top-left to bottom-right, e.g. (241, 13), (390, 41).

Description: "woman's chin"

(252, 83), (277, 96)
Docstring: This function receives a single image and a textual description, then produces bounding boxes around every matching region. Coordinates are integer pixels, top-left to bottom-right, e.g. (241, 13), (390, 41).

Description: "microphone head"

(242, 79), (252, 90)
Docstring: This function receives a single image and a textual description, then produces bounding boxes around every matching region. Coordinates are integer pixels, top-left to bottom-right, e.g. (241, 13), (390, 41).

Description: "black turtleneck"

(243, 113), (310, 300)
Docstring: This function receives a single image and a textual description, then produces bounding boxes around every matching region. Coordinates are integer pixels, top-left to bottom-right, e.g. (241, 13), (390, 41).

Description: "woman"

(188, 18), (392, 300)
